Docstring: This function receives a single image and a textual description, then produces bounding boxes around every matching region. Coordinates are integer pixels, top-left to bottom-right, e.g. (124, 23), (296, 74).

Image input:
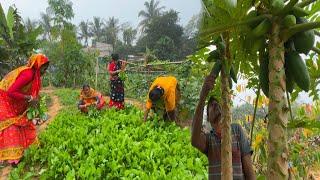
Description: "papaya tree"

(198, 0), (254, 178)
(199, 0), (320, 179)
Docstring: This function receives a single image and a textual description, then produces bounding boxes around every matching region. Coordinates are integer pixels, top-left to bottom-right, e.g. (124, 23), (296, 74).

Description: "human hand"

(28, 96), (39, 108)
(94, 102), (99, 107)
(79, 104), (86, 108)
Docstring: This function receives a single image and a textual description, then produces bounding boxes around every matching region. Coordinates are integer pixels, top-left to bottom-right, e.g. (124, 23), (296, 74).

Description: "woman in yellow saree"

(78, 84), (106, 113)
(0, 54), (49, 166)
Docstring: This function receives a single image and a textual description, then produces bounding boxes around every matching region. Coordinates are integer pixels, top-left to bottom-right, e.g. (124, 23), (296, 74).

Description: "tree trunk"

(221, 34), (233, 180)
(267, 19), (289, 180)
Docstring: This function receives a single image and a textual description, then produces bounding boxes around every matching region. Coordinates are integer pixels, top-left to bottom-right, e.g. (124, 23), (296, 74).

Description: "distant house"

(82, 42), (113, 58)
(127, 54), (145, 62)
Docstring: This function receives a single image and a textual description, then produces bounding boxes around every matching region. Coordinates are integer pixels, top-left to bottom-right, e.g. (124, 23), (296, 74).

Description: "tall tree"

(24, 18), (38, 33)
(184, 14), (200, 39)
(78, 20), (91, 47)
(47, 0), (74, 27)
(143, 10), (183, 60)
(39, 11), (52, 41)
(122, 26), (137, 46)
(138, 0), (164, 32)
(104, 16), (120, 51)
(90, 16), (104, 44)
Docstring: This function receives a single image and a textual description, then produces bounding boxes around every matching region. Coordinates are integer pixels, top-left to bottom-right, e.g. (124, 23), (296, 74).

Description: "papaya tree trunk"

(221, 34), (232, 180)
(267, 20), (289, 179)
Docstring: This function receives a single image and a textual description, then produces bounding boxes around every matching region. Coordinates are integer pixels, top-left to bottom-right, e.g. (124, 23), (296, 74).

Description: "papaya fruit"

(259, 54), (269, 97)
(216, 41), (226, 54)
(252, 19), (272, 37)
(208, 50), (220, 61)
(246, 10), (260, 28)
(230, 65), (237, 83)
(271, 0), (284, 14)
(292, 17), (315, 54)
(251, 38), (266, 53)
(206, 54), (215, 63)
(285, 67), (295, 93)
(284, 39), (295, 52)
(211, 60), (222, 77)
(285, 52), (310, 92)
(292, 6), (309, 17)
(283, 15), (296, 28)
(285, 56), (295, 93)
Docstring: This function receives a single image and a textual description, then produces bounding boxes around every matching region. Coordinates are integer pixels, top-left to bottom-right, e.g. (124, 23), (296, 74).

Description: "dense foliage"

(0, 4), (42, 77)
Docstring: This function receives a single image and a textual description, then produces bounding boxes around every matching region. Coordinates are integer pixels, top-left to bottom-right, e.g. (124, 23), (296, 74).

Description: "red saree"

(0, 54), (49, 162)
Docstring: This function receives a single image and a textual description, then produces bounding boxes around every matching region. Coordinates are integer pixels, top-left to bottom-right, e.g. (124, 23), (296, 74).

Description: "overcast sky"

(1, 0), (201, 28)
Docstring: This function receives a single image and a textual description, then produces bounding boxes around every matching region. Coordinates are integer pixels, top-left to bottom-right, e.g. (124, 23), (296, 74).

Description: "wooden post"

(95, 57), (99, 89)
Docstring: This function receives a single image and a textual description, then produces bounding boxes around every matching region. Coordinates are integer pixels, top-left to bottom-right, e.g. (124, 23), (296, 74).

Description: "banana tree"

(0, 3), (42, 73)
(199, 0), (320, 179)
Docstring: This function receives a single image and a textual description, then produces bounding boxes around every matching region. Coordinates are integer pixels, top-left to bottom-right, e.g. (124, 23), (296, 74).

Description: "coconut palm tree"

(78, 20), (92, 47)
(24, 18), (38, 33)
(138, 0), (164, 32)
(39, 12), (52, 41)
(90, 17), (104, 43)
(123, 27), (137, 46)
(104, 16), (120, 51)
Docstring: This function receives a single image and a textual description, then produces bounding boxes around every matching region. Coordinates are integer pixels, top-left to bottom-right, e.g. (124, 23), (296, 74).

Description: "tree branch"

(200, 15), (269, 39)
(281, 21), (320, 41)
(312, 47), (320, 55)
(278, 0), (299, 16)
(315, 30), (320, 37)
(297, 0), (317, 8)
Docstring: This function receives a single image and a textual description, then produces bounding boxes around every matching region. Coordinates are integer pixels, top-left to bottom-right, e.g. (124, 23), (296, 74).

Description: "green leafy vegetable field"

(10, 104), (207, 179)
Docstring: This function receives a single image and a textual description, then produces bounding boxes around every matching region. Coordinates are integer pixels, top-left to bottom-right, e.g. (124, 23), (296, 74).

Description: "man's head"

(149, 86), (164, 103)
(207, 97), (221, 126)
(82, 84), (91, 96)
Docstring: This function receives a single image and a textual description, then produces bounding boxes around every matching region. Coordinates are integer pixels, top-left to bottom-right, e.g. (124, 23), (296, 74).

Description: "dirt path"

(0, 88), (61, 180)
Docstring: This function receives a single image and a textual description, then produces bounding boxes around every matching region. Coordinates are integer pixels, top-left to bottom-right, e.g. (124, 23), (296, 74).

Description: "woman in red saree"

(0, 54), (49, 165)
(107, 54), (127, 110)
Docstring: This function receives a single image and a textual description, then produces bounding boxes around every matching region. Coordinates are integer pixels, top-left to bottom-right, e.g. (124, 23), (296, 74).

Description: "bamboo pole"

(95, 57), (99, 89)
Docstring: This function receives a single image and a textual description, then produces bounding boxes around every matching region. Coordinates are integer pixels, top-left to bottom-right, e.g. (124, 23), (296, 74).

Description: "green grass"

(54, 88), (79, 106)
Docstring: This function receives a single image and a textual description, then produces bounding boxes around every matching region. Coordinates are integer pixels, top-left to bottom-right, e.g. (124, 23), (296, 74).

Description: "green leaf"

(27, 111), (33, 120)
(6, 6), (14, 39)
